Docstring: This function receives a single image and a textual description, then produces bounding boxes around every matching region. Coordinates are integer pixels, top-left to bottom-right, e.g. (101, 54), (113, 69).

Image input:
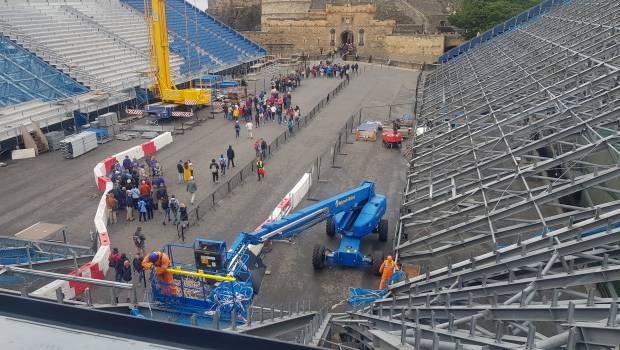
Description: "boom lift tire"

(312, 244), (326, 270)
(326, 217), (336, 237)
(378, 219), (388, 242)
(372, 251), (384, 276)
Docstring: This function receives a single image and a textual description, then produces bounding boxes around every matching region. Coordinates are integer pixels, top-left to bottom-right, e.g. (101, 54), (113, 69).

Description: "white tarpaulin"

(185, 0), (208, 11)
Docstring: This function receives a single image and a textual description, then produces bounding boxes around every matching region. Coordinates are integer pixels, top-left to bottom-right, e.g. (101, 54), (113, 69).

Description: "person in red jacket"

(139, 180), (151, 198)
(108, 247), (121, 281)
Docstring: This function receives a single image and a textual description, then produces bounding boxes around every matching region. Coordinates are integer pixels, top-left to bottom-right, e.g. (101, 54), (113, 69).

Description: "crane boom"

(149, 0), (175, 92)
(146, 0), (211, 105)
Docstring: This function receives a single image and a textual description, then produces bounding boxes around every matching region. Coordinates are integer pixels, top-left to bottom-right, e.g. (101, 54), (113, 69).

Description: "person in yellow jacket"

(232, 106), (240, 121)
(142, 251), (176, 295)
(256, 158), (265, 181)
(379, 255), (398, 289)
(182, 161), (192, 182)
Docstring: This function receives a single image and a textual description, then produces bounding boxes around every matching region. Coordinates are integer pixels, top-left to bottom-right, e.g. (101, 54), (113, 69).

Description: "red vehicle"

(382, 131), (402, 148)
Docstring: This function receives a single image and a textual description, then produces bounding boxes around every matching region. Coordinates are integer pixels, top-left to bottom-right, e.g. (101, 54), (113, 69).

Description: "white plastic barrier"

(32, 133), (174, 299)
(248, 172), (313, 256)
(93, 162), (106, 183)
(93, 182), (111, 236)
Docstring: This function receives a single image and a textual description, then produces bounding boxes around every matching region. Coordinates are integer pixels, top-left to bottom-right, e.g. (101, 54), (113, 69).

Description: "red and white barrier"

(249, 172), (313, 256)
(32, 132), (174, 300)
(171, 111), (194, 117)
(125, 109), (144, 116)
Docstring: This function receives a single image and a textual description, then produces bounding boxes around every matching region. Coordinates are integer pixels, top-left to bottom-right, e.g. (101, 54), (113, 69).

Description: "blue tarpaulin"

(198, 74), (222, 83)
(347, 271), (405, 306)
(217, 81), (240, 88)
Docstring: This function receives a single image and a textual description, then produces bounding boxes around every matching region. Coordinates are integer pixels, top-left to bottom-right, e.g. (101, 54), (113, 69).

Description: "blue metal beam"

(0, 35), (87, 107)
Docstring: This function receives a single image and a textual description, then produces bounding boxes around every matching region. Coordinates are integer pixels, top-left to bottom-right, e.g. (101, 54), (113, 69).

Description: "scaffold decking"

(333, 0), (620, 348)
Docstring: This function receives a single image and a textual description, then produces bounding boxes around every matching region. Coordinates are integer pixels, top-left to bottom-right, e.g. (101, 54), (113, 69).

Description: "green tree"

(448, 0), (543, 39)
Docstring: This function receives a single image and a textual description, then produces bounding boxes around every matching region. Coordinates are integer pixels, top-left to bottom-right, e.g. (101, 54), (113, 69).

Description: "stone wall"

(445, 35), (465, 49)
(383, 35), (445, 63)
(261, 0), (313, 25)
(208, 0), (261, 31)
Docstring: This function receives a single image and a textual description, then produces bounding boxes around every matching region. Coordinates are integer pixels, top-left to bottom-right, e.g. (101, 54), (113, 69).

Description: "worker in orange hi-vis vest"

(142, 251), (176, 295)
(379, 255), (398, 290)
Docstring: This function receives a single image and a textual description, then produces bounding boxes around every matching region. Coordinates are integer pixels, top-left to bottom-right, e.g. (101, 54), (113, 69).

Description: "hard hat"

(148, 252), (159, 263)
(387, 255), (393, 261)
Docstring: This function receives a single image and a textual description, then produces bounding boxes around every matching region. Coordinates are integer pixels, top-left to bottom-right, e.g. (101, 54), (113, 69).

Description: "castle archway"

(340, 30), (354, 45)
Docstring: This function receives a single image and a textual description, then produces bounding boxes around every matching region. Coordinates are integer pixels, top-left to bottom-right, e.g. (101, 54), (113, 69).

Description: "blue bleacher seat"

(0, 36), (88, 107)
(122, 0), (265, 73)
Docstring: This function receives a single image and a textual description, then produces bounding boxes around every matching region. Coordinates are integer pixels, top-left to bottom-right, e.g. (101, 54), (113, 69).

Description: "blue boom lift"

(148, 181), (388, 324)
(232, 180), (388, 270)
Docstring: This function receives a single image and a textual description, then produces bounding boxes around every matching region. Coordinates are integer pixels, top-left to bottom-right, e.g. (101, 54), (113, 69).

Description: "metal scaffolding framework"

(333, 0), (620, 349)
(0, 35), (88, 107)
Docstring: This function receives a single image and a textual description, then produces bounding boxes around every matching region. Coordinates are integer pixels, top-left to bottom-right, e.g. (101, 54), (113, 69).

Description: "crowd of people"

(103, 155), (187, 296)
(307, 61), (358, 79)
(272, 71), (302, 93)
(223, 86), (302, 140)
(103, 143), (267, 289)
(224, 92), (301, 125)
(105, 155), (189, 226)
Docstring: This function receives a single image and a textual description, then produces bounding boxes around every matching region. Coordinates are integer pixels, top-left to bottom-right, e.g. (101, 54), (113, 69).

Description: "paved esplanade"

(0, 65), (418, 308)
(109, 66), (418, 263)
(0, 71), (339, 239)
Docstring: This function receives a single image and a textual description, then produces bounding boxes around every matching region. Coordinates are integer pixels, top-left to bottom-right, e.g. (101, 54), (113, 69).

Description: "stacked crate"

(44, 131), (66, 151)
(94, 112), (120, 138)
(60, 131), (98, 158)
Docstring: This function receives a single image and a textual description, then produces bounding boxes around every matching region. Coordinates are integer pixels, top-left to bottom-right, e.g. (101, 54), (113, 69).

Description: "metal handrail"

(2, 265), (133, 290)
(59, 5), (149, 60)
(0, 19), (113, 93)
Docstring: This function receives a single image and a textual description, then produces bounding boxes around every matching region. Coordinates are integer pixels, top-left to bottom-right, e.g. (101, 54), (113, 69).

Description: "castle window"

(330, 28), (336, 46)
(358, 29), (365, 46)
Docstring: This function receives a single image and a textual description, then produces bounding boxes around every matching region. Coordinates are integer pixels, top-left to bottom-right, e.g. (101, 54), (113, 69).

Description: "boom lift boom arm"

(226, 181), (388, 271)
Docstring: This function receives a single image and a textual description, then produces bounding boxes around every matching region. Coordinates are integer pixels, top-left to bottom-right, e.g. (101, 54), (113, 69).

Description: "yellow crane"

(144, 0), (210, 105)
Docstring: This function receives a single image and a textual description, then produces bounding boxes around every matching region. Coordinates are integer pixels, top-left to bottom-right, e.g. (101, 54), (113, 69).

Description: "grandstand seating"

(401, 0), (620, 260)
(59, 0), (185, 78)
(122, 0), (266, 73)
(0, 0), (265, 143)
(0, 1), (183, 91)
(337, 1), (620, 348)
(0, 35), (87, 107)
(0, 0), (265, 89)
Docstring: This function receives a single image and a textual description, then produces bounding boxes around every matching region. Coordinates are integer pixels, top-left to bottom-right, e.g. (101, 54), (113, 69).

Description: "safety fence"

(186, 75), (354, 226)
(343, 56), (425, 70)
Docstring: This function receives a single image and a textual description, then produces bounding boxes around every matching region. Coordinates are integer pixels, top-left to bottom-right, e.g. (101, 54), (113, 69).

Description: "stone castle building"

(237, 0), (462, 64)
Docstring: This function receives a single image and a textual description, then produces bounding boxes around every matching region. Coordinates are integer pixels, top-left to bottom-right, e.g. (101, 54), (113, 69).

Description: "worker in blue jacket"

(137, 198), (147, 222)
(122, 155), (132, 170)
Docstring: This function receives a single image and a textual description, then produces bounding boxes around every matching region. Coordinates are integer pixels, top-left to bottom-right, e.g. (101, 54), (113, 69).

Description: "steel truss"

(0, 35), (87, 107)
(397, 0), (620, 266)
(335, 1), (620, 349)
